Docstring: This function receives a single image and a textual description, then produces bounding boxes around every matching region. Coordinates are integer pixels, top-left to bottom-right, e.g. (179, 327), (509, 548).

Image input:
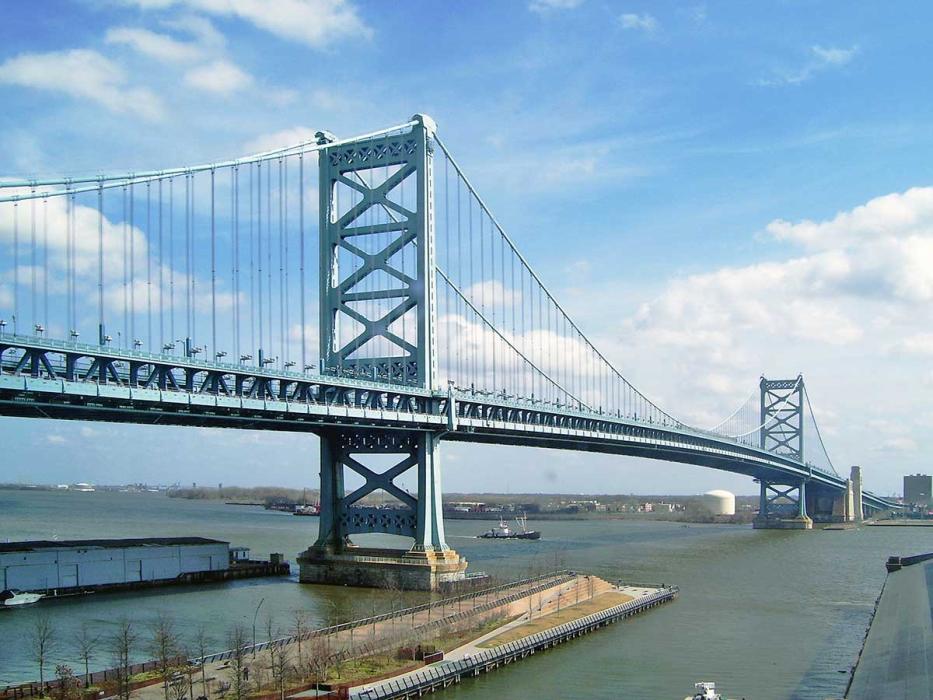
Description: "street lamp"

(252, 597), (265, 656)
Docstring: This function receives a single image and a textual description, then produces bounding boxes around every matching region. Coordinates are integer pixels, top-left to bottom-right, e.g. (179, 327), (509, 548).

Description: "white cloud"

(812, 45), (858, 66)
(620, 13), (658, 32)
(893, 333), (933, 356)
(184, 60), (253, 95)
(105, 26), (204, 63)
(46, 435), (67, 445)
(122, 0), (371, 48)
(529, 0), (585, 11)
(877, 436), (917, 453)
(0, 49), (163, 121)
(759, 44), (859, 86)
(607, 184), (933, 445)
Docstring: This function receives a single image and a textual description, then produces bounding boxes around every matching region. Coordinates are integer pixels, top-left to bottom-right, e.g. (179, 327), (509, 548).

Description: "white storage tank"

(702, 489), (735, 515)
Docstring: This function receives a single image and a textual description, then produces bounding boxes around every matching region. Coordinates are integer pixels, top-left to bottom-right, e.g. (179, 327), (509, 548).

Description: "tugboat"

(478, 513), (541, 540)
(0, 589), (45, 608)
(684, 682), (721, 700)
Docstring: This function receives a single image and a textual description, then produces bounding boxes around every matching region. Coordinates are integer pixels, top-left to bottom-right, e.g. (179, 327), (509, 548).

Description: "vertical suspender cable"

(122, 187), (128, 347)
(185, 173), (191, 350)
(278, 158), (284, 365)
(250, 163), (256, 359)
(69, 192), (75, 334)
(233, 166), (239, 362)
(191, 173), (197, 345)
(258, 162), (263, 358)
(130, 183), (135, 344)
(30, 191), (36, 329)
(284, 158), (290, 368)
(158, 179), (164, 350)
(169, 178), (175, 347)
(266, 163), (272, 358)
(42, 197), (48, 330)
(146, 182), (152, 348)
(97, 181), (104, 343)
(12, 201), (18, 333)
(299, 154), (305, 370)
(210, 167), (217, 360)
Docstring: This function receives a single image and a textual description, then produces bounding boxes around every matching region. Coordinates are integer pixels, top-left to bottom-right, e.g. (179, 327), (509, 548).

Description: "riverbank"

(48, 573), (672, 700)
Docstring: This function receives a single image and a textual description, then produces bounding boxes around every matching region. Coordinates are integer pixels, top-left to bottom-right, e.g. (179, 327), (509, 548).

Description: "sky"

(0, 0), (930, 497)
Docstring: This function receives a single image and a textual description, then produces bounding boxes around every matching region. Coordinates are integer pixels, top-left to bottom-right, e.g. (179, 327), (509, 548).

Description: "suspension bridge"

(0, 114), (896, 589)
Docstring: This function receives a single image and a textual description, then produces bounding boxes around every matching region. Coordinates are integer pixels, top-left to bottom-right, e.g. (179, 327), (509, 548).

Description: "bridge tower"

(753, 376), (813, 529)
(297, 115), (468, 590)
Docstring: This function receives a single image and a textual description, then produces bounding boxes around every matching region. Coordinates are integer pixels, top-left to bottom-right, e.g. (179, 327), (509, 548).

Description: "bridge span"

(0, 115), (897, 589)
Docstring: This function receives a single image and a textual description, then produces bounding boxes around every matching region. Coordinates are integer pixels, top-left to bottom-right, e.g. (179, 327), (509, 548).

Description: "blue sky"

(0, 0), (930, 496)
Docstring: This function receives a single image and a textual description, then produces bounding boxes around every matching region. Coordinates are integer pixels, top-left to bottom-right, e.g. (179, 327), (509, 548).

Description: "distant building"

(0, 537), (229, 593)
(904, 474), (932, 506)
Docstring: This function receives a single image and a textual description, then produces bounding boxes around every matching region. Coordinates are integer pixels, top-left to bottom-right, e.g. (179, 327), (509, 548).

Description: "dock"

(846, 552), (933, 699)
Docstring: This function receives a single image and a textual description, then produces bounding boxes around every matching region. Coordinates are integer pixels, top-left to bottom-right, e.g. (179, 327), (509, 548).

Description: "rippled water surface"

(0, 490), (924, 699)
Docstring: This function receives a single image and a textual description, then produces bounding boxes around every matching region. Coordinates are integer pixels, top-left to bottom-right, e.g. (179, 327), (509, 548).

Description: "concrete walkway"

(847, 560), (933, 699)
(348, 583), (659, 697)
(129, 575), (569, 700)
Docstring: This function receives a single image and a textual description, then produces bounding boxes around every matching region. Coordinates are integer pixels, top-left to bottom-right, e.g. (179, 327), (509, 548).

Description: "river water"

(0, 490), (924, 699)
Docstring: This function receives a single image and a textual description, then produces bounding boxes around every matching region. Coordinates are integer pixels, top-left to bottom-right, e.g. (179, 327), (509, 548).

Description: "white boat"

(684, 682), (721, 700)
(72, 483), (96, 492)
(0, 589), (45, 607)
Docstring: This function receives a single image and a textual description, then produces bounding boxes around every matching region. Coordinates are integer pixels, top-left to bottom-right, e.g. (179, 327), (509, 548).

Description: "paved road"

(847, 560), (933, 699)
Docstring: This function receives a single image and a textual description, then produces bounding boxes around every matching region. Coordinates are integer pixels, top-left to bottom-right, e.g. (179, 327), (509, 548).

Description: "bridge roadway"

(0, 335), (892, 511)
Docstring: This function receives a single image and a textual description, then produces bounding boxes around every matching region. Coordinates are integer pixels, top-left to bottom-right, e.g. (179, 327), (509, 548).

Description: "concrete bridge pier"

(297, 429), (468, 591)
(753, 478), (813, 530)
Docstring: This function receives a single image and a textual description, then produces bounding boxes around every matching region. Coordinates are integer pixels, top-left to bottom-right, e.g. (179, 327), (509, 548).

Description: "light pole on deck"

(252, 597), (265, 656)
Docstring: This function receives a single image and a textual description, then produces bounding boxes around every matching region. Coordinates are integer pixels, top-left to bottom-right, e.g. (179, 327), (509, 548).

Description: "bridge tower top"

(759, 375), (804, 462)
(318, 115), (438, 388)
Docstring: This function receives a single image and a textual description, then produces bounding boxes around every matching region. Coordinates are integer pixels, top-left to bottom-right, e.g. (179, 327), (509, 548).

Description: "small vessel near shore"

(294, 504), (320, 516)
(479, 513), (541, 540)
(684, 681), (721, 700)
(0, 589), (45, 608)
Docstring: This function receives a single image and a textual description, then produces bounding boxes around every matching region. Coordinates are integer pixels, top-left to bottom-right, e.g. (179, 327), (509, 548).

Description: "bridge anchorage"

(0, 113), (900, 590)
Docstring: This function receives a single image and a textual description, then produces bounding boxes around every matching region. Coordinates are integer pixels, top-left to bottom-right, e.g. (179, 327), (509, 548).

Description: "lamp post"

(252, 597), (265, 656)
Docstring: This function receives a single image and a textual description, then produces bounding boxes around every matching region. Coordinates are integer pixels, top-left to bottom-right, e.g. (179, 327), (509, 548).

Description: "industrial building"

(0, 537), (230, 593)
(701, 489), (736, 516)
(903, 474), (932, 507)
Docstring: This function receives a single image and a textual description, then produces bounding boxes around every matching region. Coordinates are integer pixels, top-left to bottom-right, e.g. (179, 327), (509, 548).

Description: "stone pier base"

(753, 515), (813, 530)
(297, 545), (468, 591)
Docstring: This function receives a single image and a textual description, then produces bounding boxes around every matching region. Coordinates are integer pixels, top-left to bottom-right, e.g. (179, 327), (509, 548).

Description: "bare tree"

(193, 625), (210, 697)
(228, 624), (249, 700)
(109, 618), (137, 700)
(29, 614), (56, 691)
(73, 623), (100, 688)
(149, 613), (180, 700)
(291, 610), (309, 676)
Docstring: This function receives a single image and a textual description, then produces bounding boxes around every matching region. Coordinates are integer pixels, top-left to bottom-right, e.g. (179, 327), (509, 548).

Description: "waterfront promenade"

(121, 574), (668, 700)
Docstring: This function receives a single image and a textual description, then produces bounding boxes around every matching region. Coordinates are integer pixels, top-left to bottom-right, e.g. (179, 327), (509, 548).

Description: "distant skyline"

(1, 1), (930, 496)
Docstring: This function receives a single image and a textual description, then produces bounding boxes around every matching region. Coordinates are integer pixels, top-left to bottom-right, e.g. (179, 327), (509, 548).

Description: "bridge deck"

(847, 556), (933, 699)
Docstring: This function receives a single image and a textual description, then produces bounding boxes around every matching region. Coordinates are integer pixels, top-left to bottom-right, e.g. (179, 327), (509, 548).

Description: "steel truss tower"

(754, 376), (812, 529)
(307, 115), (459, 580)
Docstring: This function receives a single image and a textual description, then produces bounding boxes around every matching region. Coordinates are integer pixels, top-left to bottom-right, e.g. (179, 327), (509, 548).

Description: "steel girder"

(0, 336), (898, 512)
